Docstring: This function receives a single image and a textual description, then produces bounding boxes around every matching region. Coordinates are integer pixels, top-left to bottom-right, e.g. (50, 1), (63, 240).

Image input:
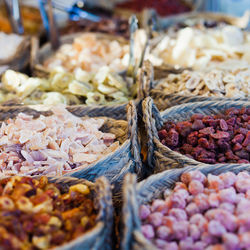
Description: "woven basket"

(0, 101), (142, 189)
(0, 175), (113, 250)
(121, 163), (250, 250)
(150, 89), (250, 111)
(0, 36), (30, 76)
(142, 96), (250, 174)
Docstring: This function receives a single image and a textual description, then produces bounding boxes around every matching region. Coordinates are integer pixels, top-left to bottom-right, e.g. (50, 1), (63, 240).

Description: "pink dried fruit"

(219, 119), (228, 131)
(165, 129), (179, 147)
(232, 134), (245, 144)
(242, 131), (250, 147)
(211, 131), (230, 140)
(192, 119), (205, 130)
(189, 180), (204, 195)
(141, 224), (155, 239)
(140, 170), (250, 249)
(199, 127), (215, 135)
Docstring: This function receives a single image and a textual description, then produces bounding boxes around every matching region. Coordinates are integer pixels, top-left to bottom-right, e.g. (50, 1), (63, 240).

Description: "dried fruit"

(158, 108), (249, 164)
(0, 176), (97, 249)
(140, 171), (250, 249)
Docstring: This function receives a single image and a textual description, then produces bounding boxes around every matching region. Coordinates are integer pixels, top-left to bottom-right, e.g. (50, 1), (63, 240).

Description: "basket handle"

(138, 60), (154, 100)
(120, 173), (142, 250)
(95, 176), (113, 247)
(127, 101), (142, 177)
(142, 96), (163, 170)
(30, 36), (39, 74)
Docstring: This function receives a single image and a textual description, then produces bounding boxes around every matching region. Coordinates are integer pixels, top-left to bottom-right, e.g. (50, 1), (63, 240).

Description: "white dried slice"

(172, 27), (194, 61)
(185, 73), (201, 90)
(221, 26), (244, 46)
(203, 70), (223, 92)
(68, 80), (93, 96)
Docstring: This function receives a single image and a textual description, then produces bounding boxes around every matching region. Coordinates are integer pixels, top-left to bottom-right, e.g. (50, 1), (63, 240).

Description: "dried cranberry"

(192, 120), (205, 130)
(241, 114), (249, 122)
(176, 121), (192, 137)
(225, 151), (239, 161)
(225, 108), (239, 116)
(198, 138), (209, 149)
(217, 139), (230, 152)
(238, 159), (249, 164)
(191, 114), (204, 121)
(233, 143), (242, 152)
(165, 129), (179, 147)
(181, 144), (193, 154)
(235, 150), (249, 160)
(187, 132), (198, 146)
(191, 146), (203, 158)
(218, 157), (226, 163)
(219, 119), (228, 131)
(158, 129), (168, 140)
(199, 127), (215, 135)
(242, 131), (250, 147)
(235, 128), (248, 136)
(226, 117), (236, 126)
(211, 131), (230, 140)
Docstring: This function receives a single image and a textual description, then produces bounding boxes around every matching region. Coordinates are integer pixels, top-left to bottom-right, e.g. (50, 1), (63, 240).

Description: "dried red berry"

(211, 131), (230, 140)
(219, 119), (228, 131)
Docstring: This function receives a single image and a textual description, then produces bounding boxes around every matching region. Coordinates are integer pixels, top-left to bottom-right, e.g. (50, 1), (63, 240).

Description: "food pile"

(157, 64), (250, 98)
(0, 176), (97, 249)
(147, 25), (250, 70)
(158, 107), (250, 164)
(139, 170), (250, 249)
(0, 106), (118, 176)
(44, 33), (130, 73)
(1, 68), (131, 105)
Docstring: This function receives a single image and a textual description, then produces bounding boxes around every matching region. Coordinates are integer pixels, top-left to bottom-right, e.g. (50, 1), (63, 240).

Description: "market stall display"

(0, 2), (249, 249)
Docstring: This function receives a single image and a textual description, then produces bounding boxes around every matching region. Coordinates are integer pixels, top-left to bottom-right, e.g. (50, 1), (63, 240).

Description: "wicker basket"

(150, 89), (250, 111)
(142, 96), (250, 174)
(121, 163), (250, 250)
(0, 36), (30, 76)
(0, 101), (142, 190)
(156, 10), (250, 30)
(0, 175), (113, 250)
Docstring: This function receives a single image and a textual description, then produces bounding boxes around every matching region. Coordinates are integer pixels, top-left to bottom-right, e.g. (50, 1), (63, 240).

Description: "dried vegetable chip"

(157, 61), (250, 98)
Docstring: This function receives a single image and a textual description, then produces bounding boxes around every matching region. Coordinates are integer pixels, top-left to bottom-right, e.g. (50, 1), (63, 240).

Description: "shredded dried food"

(158, 107), (250, 164)
(0, 176), (97, 249)
(157, 62), (250, 98)
(0, 106), (119, 176)
(140, 170), (250, 249)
